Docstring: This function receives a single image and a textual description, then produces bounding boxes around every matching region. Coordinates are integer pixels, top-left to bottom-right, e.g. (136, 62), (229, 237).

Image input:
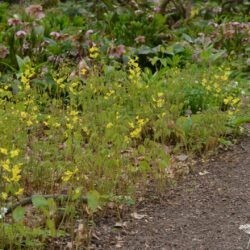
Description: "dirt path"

(91, 127), (250, 250)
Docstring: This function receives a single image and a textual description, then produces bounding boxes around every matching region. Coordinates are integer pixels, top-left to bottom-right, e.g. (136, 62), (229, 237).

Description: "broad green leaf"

(87, 190), (100, 212)
(150, 56), (159, 66)
(16, 55), (30, 70)
(13, 206), (25, 222)
(32, 196), (48, 208)
(182, 33), (193, 43)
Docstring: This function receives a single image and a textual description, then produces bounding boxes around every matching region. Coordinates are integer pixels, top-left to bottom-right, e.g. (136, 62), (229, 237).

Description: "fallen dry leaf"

(239, 224), (250, 234)
(131, 212), (146, 220)
(199, 170), (209, 176)
(176, 154), (188, 162)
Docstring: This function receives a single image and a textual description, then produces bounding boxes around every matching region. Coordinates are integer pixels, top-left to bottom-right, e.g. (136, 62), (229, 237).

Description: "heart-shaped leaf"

(32, 196), (48, 208)
(13, 206), (25, 222)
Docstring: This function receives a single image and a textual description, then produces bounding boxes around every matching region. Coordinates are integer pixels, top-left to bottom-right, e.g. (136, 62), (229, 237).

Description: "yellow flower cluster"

(223, 96), (240, 105)
(201, 70), (230, 95)
(224, 95), (241, 116)
(0, 85), (11, 106)
(53, 75), (66, 89)
(129, 116), (149, 139)
(66, 110), (79, 131)
(19, 108), (38, 127)
(128, 57), (141, 86)
(200, 69), (241, 113)
(61, 168), (78, 182)
(81, 68), (88, 76)
(104, 89), (115, 100)
(106, 122), (113, 128)
(69, 81), (80, 95)
(0, 148), (23, 200)
(43, 115), (60, 128)
(152, 92), (165, 108)
(20, 65), (35, 91)
(201, 77), (222, 95)
(89, 46), (99, 59)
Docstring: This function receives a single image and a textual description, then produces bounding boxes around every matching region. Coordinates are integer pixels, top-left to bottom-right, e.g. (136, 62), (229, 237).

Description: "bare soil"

(90, 126), (250, 250)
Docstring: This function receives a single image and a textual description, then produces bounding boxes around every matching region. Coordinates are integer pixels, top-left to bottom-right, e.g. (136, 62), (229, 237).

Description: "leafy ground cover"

(0, 0), (249, 248)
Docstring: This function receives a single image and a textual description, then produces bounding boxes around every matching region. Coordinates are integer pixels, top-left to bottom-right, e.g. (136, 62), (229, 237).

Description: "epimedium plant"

(0, 49), (246, 250)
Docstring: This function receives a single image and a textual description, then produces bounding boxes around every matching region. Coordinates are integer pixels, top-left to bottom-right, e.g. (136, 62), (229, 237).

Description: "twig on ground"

(5, 194), (87, 215)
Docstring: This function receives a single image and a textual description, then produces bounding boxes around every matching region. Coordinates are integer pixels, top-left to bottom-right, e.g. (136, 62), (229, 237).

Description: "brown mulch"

(90, 126), (250, 250)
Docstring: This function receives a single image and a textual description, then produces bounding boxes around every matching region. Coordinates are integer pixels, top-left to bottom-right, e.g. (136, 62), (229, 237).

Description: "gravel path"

(92, 126), (250, 250)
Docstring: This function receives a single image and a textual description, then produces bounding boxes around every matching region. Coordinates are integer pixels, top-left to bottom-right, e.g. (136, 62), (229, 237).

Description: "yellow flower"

(62, 169), (78, 182)
(20, 74), (31, 91)
(2, 160), (11, 172)
(206, 85), (211, 91)
(20, 75), (29, 85)
(10, 164), (22, 182)
(82, 126), (89, 133)
(223, 96), (233, 105)
(89, 46), (99, 59)
(190, 7), (199, 18)
(137, 118), (145, 126)
(0, 148), (8, 155)
(20, 111), (27, 118)
(232, 98), (240, 105)
(89, 46), (99, 53)
(152, 95), (164, 108)
(15, 188), (24, 196)
(70, 110), (79, 116)
(26, 120), (33, 126)
(106, 122), (113, 128)
(54, 77), (66, 89)
(128, 57), (141, 85)
(3, 176), (11, 182)
(130, 127), (142, 138)
(1, 192), (7, 200)
(10, 149), (19, 158)
(66, 123), (74, 130)
(74, 188), (81, 195)
(53, 122), (60, 128)
(129, 122), (134, 128)
(81, 68), (87, 76)
(104, 90), (115, 99)
(201, 79), (206, 85)
(62, 170), (73, 182)
(220, 75), (228, 81)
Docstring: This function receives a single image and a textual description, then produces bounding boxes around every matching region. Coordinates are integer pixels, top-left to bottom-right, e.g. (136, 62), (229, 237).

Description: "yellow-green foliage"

(0, 59), (244, 248)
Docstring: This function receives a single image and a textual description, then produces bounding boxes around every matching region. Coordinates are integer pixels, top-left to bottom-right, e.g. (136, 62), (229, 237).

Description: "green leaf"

(173, 44), (185, 54)
(47, 198), (57, 214)
(87, 190), (100, 212)
(13, 206), (25, 222)
(46, 219), (56, 237)
(150, 56), (159, 66)
(16, 55), (30, 70)
(177, 116), (193, 135)
(32, 196), (48, 208)
(137, 46), (153, 55)
(182, 33), (193, 43)
(139, 161), (150, 172)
